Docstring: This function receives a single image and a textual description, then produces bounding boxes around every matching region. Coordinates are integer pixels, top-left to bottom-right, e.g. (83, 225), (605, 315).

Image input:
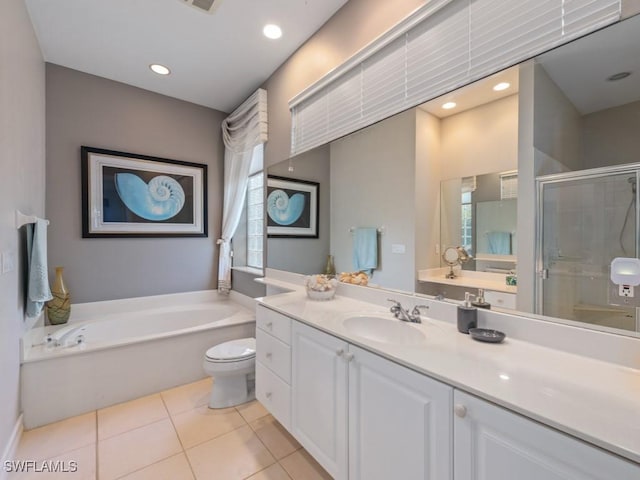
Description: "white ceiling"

(538, 14), (640, 115)
(25, 0), (348, 113)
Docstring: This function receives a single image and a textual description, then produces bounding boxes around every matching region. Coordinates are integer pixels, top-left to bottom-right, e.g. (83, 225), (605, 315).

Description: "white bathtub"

(21, 290), (256, 428)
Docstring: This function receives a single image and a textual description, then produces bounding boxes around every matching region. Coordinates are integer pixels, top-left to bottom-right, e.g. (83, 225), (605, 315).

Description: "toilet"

(203, 337), (256, 408)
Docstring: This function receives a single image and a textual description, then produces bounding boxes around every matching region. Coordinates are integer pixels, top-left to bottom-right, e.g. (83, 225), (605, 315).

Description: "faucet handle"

(387, 299), (401, 307)
(411, 305), (429, 317)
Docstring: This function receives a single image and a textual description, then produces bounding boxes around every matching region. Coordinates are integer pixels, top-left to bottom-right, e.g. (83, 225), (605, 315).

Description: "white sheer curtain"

(217, 88), (268, 293)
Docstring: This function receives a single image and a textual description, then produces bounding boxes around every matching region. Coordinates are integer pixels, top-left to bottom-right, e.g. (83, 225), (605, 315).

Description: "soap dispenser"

(472, 288), (491, 309)
(457, 292), (477, 334)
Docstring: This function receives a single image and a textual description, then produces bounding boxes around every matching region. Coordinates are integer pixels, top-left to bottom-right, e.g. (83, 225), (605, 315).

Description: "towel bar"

(349, 226), (385, 235)
(16, 210), (50, 229)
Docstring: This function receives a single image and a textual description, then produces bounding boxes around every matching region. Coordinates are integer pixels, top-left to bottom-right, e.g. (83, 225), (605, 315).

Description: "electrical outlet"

(391, 244), (406, 254)
(1, 250), (15, 274)
(619, 284), (634, 297)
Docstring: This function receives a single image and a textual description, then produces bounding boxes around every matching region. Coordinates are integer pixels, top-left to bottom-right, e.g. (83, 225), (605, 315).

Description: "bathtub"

(21, 290), (255, 429)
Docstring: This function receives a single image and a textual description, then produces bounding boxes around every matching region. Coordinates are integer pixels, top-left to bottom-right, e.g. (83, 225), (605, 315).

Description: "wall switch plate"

(391, 244), (406, 254)
(1, 250), (15, 274)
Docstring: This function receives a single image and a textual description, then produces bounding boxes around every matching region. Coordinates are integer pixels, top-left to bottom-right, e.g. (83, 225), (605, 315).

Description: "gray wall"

(267, 145), (331, 274)
(46, 64), (226, 303)
(0, 0), (45, 454)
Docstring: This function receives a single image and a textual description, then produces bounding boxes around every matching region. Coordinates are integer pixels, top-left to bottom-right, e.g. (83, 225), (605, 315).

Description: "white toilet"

(203, 337), (256, 409)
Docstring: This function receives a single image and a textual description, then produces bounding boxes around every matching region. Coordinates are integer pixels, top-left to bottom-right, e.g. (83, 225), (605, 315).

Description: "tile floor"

(10, 378), (332, 480)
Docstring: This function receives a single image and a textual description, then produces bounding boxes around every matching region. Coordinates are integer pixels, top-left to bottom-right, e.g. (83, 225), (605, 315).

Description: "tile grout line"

(160, 391), (198, 480)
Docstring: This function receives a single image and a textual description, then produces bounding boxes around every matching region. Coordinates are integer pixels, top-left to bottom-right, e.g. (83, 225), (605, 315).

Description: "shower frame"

(535, 162), (640, 331)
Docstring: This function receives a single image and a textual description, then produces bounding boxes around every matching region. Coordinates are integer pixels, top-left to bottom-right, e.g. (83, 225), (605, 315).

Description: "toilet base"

(208, 373), (255, 409)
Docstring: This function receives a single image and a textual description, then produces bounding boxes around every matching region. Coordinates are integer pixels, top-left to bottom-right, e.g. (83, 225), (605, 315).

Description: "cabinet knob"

(266, 322), (273, 329)
(454, 404), (467, 418)
(265, 392), (272, 399)
(344, 352), (355, 362)
(336, 349), (344, 357)
(266, 352), (272, 359)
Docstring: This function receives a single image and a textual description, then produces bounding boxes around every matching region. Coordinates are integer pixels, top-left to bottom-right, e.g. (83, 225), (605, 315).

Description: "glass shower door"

(538, 171), (638, 332)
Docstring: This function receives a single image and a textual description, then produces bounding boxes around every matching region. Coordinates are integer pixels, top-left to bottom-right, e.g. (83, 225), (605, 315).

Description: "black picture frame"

(81, 146), (208, 238)
(266, 175), (319, 238)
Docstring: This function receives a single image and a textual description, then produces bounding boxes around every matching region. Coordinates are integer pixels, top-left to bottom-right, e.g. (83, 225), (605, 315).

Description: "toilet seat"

(205, 338), (256, 363)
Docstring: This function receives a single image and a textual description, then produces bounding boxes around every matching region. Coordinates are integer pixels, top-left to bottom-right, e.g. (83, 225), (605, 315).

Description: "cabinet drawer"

(256, 361), (291, 429)
(256, 305), (292, 344)
(256, 328), (292, 383)
(484, 291), (516, 309)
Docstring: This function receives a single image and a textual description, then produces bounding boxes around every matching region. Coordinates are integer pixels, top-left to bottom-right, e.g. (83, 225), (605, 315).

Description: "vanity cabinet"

(453, 391), (639, 480)
(291, 320), (453, 480)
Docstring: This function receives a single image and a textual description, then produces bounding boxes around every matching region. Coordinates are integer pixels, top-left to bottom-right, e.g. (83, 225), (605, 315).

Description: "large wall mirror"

(267, 13), (640, 338)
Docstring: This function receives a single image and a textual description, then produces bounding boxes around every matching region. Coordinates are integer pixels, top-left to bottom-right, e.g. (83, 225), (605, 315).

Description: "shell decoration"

(115, 173), (186, 221)
(267, 189), (305, 226)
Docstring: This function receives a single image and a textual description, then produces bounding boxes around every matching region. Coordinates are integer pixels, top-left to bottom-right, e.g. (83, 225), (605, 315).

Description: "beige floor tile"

(15, 412), (96, 461)
(98, 393), (168, 440)
(249, 415), (300, 460)
(279, 449), (333, 480)
(117, 453), (194, 480)
(161, 378), (212, 416)
(10, 444), (96, 480)
(235, 400), (269, 423)
(246, 463), (292, 480)
(172, 404), (246, 449)
(98, 419), (182, 480)
(186, 425), (275, 480)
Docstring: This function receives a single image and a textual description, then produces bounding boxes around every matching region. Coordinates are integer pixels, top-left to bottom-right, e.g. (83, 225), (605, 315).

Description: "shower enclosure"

(536, 164), (640, 332)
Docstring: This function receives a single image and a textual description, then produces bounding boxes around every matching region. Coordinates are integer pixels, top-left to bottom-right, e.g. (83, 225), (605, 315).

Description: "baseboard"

(0, 414), (23, 480)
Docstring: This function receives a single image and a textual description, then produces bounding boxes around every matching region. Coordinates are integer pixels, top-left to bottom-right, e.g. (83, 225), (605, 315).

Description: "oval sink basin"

(343, 315), (426, 345)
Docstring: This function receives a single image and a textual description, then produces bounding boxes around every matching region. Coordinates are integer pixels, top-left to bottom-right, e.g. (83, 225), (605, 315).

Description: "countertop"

(257, 289), (640, 465)
(418, 268), (517, 294)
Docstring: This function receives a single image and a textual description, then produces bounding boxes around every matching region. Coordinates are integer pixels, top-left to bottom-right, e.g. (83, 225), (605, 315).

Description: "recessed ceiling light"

(442, 102), (457, 110)
(493, 82), (511, 91)
(263, 24), (282, 40)
(607, 71), (631, 81)
(150, 64), (171, 75)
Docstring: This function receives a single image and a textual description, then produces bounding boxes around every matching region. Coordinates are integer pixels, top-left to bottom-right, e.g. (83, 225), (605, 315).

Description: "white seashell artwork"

(267, 189), (306, 226)
(115, 173), (186, 221)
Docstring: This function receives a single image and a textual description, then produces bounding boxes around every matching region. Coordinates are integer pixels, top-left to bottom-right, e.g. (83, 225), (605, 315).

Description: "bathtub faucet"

(47, 324), (87, 347)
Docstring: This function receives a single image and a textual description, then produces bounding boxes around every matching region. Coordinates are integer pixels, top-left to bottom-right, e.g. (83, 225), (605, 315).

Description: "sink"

(343, 315), (426, 345)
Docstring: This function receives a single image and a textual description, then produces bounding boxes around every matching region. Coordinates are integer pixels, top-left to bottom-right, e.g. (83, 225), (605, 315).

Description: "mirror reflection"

(267, 14), (640, 337)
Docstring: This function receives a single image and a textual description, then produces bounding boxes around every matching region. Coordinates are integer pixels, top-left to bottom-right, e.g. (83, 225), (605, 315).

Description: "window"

(246, 172), (264, 269)
(461, 192), (473, 254)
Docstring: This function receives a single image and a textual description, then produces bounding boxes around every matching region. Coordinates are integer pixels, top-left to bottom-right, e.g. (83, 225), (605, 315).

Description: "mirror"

(267, 14), (640, 337)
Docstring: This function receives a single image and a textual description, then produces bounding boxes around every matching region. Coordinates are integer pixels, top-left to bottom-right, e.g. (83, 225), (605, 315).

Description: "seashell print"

(115, 173), (186, 221)
(267, 189), (305, 226)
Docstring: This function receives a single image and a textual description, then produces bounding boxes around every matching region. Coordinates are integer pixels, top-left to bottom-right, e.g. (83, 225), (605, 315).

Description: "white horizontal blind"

(501, 173), (518, 199)
(290, 0), (620, 156)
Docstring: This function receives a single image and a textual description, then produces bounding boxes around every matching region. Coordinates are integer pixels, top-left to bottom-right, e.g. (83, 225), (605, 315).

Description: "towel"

(26, 218), (52, 318)
(353, 227), (378, 275)
(487, 231), (511, 255)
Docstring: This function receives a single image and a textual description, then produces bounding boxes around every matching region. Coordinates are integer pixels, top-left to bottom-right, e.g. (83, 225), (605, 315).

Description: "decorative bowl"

(305, 274), (338, 301)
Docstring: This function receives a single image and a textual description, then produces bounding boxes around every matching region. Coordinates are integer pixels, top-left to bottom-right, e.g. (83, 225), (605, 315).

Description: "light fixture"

(149, 64), (171, 75)
(493, 82), (511, 91)
(442, 101), (457, 110)
(263, 24), (283, 40)
(610, 257), (640, 286)
(607, 71), (631, 81)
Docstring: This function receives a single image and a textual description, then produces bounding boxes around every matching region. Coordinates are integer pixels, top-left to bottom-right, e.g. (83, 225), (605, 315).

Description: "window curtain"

(217, 88), (268, 293)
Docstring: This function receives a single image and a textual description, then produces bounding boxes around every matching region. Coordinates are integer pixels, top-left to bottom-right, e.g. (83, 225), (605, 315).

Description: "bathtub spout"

(49, 324), (87, 347)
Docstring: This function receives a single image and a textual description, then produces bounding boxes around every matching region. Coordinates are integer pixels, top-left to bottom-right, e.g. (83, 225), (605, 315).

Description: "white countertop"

(257, 289), (640, 465)
(418, 267), (517, 294)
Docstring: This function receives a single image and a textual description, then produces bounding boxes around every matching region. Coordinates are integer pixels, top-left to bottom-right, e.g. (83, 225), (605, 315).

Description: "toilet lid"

(206, 338), (256, 362)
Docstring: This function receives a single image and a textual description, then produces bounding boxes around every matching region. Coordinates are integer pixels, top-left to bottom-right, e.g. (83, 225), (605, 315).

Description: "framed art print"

(81, 146), (207, 237)
(266, 175), (319, 238)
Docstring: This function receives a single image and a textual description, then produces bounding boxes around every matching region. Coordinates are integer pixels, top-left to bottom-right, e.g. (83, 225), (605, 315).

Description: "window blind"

(289, 0), (620, 156)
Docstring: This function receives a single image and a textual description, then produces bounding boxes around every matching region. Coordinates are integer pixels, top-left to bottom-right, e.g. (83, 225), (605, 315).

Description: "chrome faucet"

(387, 300), (429, 323)
(47, 324), (87, 347)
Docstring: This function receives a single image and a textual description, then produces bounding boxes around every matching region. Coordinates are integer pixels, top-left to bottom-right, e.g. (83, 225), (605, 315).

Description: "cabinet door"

(454, 390), (640, 480)
(348, 345), (453, 480)
(291, 321), (348, 480)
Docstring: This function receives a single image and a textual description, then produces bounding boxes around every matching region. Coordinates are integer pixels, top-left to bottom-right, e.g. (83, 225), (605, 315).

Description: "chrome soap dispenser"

(457, 292), (477, 334)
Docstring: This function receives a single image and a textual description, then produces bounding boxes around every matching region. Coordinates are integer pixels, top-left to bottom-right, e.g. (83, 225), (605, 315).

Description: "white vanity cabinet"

(291, 320), (453, 480)
(255, 305), (292, 429)
(453, 390), (639, 480)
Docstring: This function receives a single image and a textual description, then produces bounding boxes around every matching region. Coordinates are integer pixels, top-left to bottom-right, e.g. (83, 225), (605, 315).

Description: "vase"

(324, 254), (336, 278)
(47, 267), (71, 325)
